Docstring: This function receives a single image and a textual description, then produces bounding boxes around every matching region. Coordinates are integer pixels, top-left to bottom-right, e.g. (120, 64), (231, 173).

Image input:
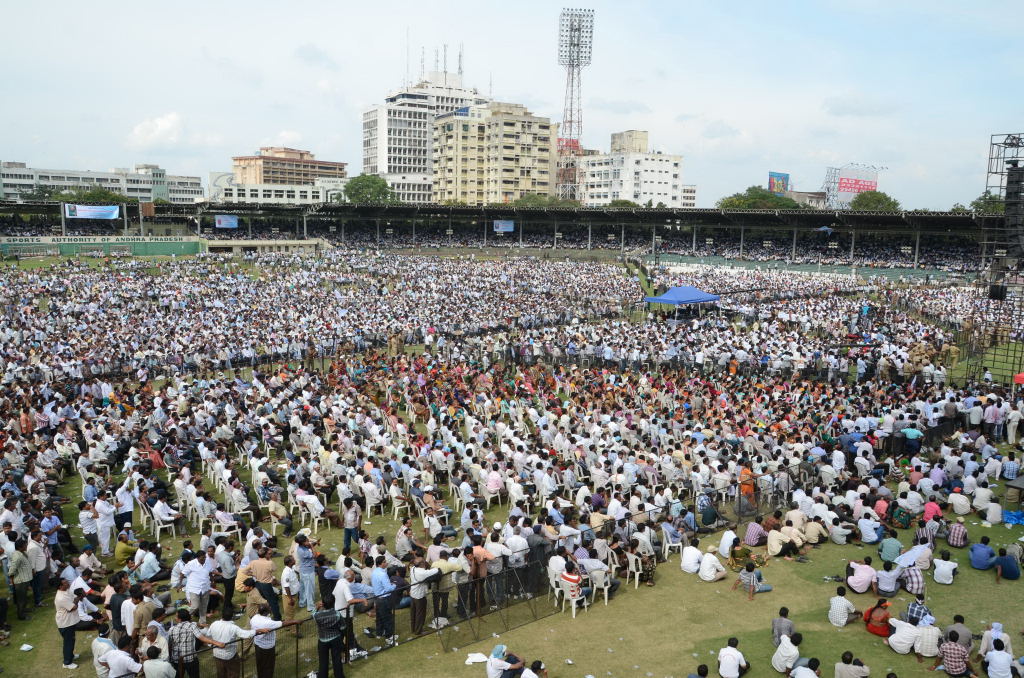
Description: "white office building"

(208, 172), (348, 205)
(362, 71), (489, 203)
(0, 161), (203, 203)
(580, 132), (696, 208)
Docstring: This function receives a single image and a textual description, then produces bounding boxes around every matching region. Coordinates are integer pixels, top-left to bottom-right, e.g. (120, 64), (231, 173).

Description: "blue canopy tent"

(643, 285), (720, 305)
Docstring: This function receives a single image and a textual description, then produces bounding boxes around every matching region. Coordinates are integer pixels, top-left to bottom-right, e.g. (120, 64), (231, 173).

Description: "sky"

(2, 0), (1021, 209)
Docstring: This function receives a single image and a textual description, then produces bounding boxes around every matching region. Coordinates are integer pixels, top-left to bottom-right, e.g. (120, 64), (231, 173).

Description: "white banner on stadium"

(64, 204), (120, 219)
(215, 214), (239, 229)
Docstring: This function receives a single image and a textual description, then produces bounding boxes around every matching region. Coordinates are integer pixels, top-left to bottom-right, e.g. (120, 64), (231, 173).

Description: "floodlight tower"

(556, 8), (594, 202)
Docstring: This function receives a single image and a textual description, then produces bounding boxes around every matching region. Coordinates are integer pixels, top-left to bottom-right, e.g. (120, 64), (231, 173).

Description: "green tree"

(440, 199), (468, 206)
(847, 190), (900, 211)
(508, 194), (579, 208)
(343, 174), (399, 205)
(949, 203), (970, 214)
(716, 186), (802, 209)
(607, 199), (639, 208)
(55, 187), (137, 204)
(16, 184), (58, 201)
(969, 190), (1004, 214)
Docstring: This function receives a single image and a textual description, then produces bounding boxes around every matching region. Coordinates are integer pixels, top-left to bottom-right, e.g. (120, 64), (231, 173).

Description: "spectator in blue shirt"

(969, 536), (996, 569)
(370, 555), (397, 644)
(992, 548), (1020, 582)
(294, 534), (317, 613)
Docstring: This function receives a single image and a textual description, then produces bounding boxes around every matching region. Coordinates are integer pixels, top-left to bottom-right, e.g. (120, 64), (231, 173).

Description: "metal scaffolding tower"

(556, 8), (594, 202)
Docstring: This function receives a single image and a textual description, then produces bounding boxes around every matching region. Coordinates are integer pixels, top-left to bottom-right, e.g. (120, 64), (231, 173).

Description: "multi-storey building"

(580, 132), (696, 207)
(231, 147), (347, 185)
(432, 102), (557, 206)
(208, 172), (348, 205)
(362, 71), (489, 204)
(0, 161), (203, 203)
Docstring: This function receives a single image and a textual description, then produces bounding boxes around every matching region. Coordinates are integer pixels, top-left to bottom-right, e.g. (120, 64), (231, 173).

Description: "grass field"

(4, 459), (1024, 678)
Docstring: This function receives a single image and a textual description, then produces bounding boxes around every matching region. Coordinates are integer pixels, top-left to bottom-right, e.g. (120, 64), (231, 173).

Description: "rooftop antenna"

(420, 46), (425, 81)
(443, 44), (448, 85)
(405, 27), (410, 87)
(489, 72), (493, 98)
(458, 43), (464, 77)
(434, 47), (438, 72)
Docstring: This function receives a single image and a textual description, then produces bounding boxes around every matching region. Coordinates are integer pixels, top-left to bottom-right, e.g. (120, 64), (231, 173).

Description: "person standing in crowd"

(168, 608), (225, 678)
(313, 594), (347, 678)
(54, 577), (80, 669)
(250, 602), (302, 678)
(206, 607), (272, 678)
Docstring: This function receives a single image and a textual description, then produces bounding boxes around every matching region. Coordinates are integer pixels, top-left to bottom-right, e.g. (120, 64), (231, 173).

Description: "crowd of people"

(0, 251), (1020, 678)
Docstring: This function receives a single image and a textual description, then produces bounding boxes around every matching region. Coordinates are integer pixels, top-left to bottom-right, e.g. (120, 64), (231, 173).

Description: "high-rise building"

(432, 102), (557, 206)
(610, 130), (649, 154)
(362, 71), (489, 204)
(231, 147), (347, 185)
(580, 132), (696, 207)
(0, 161), (203, 203)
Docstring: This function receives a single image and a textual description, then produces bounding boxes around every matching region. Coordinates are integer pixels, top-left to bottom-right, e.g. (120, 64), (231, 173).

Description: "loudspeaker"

(989, 284), (1007, 300)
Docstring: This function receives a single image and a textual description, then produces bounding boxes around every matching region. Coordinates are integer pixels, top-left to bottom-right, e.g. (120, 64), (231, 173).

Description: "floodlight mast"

(556, 8), (594, 202)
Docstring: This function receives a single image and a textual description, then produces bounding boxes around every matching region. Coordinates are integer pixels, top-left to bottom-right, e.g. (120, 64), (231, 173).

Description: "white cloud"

(589, 98), (650, 115)
(262, 130), (303, 146)
(126, 112), (183, 150)
(702, 120), (739, 139)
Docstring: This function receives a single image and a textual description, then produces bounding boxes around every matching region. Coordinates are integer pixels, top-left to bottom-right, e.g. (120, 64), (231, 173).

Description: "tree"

(949, 203), (970, 214)
(607, 199), (639, 208)
(440, 199), (468, 206)
(847, 190), (900, 211)
(343, 174), (398, 205)
(970, 190), (1004, 214)
(16, 184), (58, 201)
(508, 194), (579, 208)
(716, 186), (802, 209)
(54, 187), (137, 204)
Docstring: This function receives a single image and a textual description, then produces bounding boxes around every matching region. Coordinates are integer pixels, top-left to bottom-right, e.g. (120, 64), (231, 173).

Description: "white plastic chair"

(625, 552), (642, 589)
(661, 527), (682, 561)
(547, 567), (564, 606)
(588, 568), (612, 606)
(559, 578), (590, 618)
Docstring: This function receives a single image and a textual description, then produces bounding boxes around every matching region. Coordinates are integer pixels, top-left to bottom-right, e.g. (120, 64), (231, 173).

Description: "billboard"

(215, 215), (239, 229)
(768, 172), (790, 196)
(493, 220), (515, 233)
(64, 204), (119, 219)
(837, 166), (878, 204)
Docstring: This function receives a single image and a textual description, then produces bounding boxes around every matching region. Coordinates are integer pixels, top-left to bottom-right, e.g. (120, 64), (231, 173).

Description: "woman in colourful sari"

(727, 537), (769, 573)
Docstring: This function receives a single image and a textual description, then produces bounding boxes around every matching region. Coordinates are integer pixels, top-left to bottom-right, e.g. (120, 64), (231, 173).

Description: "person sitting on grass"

(834, 650), (870, 678)
(732, 561), (772, 600)
(771, 607), (794, 647)
(726, 536), (768, 572)
(770, 632), (808, 673)
(914, 615), (942, 664)
(864, 599), (893, 637)
(992, 548), (1020, 583)
(969, 536), (995, 569)
(717, 637), (749, 678)
(698, 545), (727, 583)
(828, 587), (860, 628)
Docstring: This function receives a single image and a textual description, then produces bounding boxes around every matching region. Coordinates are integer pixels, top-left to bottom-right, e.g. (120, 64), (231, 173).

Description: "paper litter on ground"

(465, 652), (488, 664)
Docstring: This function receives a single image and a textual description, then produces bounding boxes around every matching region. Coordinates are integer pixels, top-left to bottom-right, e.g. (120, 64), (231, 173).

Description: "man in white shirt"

(99, 636), (143, 678)
(698, 546), (727, 582)
(681, 540), (703, 574)
(207, 608), (271, 676)
(181, 550), (216, 623)
(717, 638), (749, 678)
(932, 550), (959, 585)
(250, 602), (301, 678)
